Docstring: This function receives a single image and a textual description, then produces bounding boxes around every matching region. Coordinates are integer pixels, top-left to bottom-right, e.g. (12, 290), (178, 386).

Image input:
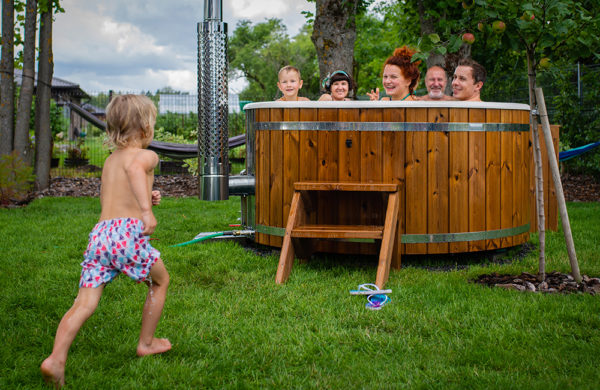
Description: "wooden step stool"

(276, 181), (400, 288)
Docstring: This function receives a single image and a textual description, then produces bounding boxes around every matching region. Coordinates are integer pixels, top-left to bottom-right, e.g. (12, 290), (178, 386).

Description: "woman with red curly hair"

(367, 46), (421, 101)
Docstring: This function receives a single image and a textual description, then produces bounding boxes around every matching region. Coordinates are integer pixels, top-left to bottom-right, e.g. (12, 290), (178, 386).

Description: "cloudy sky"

(53, 0), (314, 94)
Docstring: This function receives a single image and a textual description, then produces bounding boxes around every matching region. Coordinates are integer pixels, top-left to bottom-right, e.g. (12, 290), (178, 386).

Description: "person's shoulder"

(298, 97), (311, 101)
(128, 148), (159, 169)
(318, 94), (333, 101)
(138, 148), (159, 162)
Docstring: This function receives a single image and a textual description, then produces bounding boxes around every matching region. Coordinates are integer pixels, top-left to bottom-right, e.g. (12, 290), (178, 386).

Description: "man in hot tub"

(452, 58), (486, 102)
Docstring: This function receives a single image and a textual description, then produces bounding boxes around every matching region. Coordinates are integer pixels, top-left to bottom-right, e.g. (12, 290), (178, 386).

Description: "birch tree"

(14, 0), (37, 163)
(33, 1), (52, 190)
(0, 0), (15, 155)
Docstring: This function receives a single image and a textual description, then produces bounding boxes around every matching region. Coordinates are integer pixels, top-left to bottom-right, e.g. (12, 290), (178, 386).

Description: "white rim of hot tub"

(243, 100), (531, 111)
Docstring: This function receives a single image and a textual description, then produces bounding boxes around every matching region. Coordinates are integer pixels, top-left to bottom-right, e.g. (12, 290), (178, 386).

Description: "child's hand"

(367, 88), (380, 101)
(152, 190), (161, 206)
(141, 210), (157, 235)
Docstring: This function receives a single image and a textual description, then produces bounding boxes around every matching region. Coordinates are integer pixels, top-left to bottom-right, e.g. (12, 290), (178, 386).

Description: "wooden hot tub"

(243, 101), (532, 263)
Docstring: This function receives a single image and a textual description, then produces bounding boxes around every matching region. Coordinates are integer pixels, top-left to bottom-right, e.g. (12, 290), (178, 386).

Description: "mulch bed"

(34, 175), (198, 199)
(31, 172), (600, 202)
(473, 271), (600, 295)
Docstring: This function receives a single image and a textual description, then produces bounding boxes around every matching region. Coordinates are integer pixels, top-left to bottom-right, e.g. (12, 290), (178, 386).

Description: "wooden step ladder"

(276, 181), (400, 288)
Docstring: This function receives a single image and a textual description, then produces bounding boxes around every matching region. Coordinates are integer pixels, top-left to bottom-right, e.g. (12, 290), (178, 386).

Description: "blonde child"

(41, 94), (170, 388)
(276, 65), (310, 101)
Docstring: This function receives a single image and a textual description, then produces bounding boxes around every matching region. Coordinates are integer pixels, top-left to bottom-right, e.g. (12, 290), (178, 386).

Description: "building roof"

(12, 68), (89, 99)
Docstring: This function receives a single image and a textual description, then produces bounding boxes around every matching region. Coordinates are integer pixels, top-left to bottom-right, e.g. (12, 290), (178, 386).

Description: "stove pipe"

(198, 0), (228, 200)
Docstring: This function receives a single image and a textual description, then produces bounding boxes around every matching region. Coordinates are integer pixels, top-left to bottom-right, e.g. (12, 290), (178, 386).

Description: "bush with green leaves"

(0, 152), (35, 205)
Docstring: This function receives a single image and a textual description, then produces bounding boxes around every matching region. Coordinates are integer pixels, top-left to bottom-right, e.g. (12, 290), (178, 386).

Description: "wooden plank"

(449, 108), (469, 253)
(383, 107), (405, 267)
(270, 108), (284, 247)
(512, 112), (524, 246)
(500, 109), (514, 248)
(468, 108), (486, 251)
(338, 108), (361, 184)
(516, 109), (530, 244)
(338, 108), (362, 254)
(317, 108), (339, 253)
(255, 108), (270, 246)
(521, 111), (532, 239)
(427, 106), (449, 254)
(294, 182), (398, 192)
(276, 192), (303, 284)
(376, 191), (399, 288)
(538, 123), (549, 233)
(299, 108), (318, 226)
(405, 108), (428, 254)
(282, 108), (300, 230)
(529, 116), (537, 233)
(547, 124), (559, 231)
(291, 224), (384, 239)
(485, 109), (501, 250)
(359, 107), (384, 254)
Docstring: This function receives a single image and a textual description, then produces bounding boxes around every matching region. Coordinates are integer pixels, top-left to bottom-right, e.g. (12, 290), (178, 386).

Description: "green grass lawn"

(1, 198), (599, 389)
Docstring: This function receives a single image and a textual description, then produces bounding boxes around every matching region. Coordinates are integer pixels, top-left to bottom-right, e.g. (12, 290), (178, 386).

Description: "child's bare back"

(100, 147), (159, 234)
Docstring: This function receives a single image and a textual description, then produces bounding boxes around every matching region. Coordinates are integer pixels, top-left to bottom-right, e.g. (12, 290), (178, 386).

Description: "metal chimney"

(198, 0), (228, 200)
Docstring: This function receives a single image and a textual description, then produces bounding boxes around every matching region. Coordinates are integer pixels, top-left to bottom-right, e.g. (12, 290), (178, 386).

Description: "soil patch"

(27, 172), (597, 201)
(473, 271), (600, 295)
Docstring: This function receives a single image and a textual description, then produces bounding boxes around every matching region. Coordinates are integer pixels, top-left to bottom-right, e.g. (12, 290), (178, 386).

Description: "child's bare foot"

(40, 357), (65, 389)
(136, 337), (171, 357)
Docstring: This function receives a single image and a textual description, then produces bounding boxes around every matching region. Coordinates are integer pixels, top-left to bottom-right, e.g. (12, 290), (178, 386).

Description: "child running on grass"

(41, 94), (171, 388)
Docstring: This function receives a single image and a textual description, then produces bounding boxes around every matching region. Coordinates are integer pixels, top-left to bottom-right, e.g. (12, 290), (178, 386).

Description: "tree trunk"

(415, 0), (469, 95)
(0, 0), (15, 155)
(311, 0), (358, 93)
(417, 0), (444, 67)
(34, 7), (53, 190)
(535, 87), (582, 283)
(526, 49), (546, 282)
(14, 0), (37, 164)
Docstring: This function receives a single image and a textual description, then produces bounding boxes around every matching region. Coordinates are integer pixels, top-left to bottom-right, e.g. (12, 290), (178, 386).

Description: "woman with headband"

(318, 70), (356, 101)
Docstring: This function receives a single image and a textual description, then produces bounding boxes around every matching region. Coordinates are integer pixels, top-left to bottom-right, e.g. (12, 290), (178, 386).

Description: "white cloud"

(228, 0), (288, 19)
(52, 0), (314, 93)
(100, 20), (166, 56)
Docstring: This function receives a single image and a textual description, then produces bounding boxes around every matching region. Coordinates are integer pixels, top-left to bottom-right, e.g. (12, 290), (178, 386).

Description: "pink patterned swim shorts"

(80, 218), (160, 288)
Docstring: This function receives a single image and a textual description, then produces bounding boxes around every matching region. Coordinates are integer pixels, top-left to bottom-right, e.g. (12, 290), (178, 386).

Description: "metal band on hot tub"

(253, 121), (529, 132)
(254, 223), (531, 243)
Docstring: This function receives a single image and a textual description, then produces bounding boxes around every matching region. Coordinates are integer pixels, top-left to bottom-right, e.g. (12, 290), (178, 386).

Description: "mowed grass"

(1, 197), (599, 389)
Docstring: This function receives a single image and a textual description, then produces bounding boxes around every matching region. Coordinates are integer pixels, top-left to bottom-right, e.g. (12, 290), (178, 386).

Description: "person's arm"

(151, 190), (161, 206)
(126, 150), (159, 235)
(318, 94), (333, 101)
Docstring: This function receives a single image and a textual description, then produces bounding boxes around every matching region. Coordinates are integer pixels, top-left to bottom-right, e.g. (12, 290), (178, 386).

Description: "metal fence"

(51, 92), (247, 177)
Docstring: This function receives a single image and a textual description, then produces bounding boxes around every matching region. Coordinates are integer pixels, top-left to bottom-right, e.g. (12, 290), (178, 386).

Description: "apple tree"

(415, 0), (600, 282)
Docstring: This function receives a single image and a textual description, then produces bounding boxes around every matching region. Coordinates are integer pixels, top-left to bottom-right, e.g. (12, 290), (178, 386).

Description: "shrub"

(0, 152), (35, 206)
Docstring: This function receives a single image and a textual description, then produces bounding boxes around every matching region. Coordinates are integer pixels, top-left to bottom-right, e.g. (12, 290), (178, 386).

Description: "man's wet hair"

(457, 58), (486, 84)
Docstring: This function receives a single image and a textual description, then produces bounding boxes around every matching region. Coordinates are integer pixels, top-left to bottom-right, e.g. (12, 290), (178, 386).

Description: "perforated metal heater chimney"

(198, 0), (228, 200)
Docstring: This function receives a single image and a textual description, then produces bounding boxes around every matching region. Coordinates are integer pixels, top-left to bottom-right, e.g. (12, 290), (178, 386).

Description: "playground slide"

(66, 101), (245, 160)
